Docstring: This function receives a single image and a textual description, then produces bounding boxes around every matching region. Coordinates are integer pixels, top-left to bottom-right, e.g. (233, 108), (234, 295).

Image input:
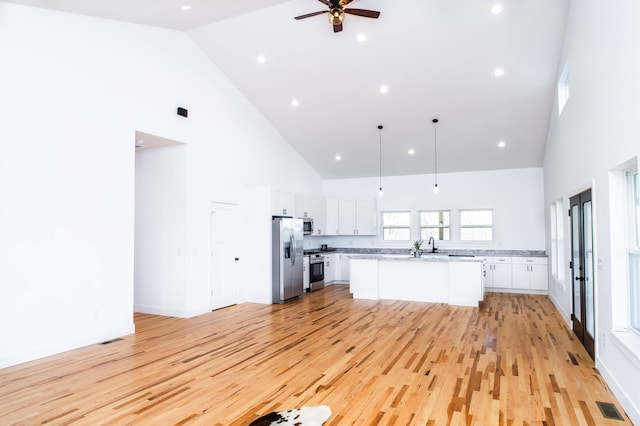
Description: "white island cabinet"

(349, 255), (484, 307)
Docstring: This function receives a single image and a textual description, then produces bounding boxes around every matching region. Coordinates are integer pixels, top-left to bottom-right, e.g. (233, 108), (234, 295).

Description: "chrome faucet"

(428, 236), (438, 253)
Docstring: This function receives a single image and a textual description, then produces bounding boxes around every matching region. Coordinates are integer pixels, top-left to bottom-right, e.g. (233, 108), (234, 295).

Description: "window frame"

(459, 209), (494, 241)
(628, 168), (640, 335)
(419, 210), (451, 241)
(381, 210), (412, 242)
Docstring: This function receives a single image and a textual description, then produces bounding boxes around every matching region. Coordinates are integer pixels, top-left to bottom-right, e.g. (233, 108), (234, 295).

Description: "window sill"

(611, 330), (640, 367)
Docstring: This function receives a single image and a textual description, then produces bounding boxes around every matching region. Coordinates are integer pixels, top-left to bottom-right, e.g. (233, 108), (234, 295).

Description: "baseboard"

(134, 304), (211, 319)
(0, 322), (135, 369)
(597, 357), (640, 424)
(547, 290), (572, 327)
(485, 288), (548, 295)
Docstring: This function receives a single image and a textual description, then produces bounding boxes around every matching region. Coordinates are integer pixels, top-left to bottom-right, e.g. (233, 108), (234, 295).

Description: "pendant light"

(432, 118), (440, 194)
(378, 125), (384, 197)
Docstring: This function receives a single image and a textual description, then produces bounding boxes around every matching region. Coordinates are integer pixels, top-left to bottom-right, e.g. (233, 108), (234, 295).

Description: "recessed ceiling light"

(291, 99), (299, 107)
(180, 5), (192, 11)
(494, 68), (504, 77)
(408, 149), (415, 155)
(498, 141), (506, 148)
(379, 85), (389, 93)
(335, 155), (342, 161)
(357, 34), (367, 43)
(256, 55), (266, 64)
(491, 4), (503, 14)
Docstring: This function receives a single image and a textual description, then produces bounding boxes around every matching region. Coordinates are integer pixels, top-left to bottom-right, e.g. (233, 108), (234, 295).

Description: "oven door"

(309, 258), (324, 291)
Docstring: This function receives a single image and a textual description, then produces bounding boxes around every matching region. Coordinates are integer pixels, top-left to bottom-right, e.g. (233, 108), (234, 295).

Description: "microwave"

(302, 218), (314, 235)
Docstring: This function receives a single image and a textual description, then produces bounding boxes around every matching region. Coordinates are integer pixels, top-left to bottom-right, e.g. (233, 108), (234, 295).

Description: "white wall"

(0, 3), (322, 367)
(543, 1), (640, 422)
(319, 168), (545, 251)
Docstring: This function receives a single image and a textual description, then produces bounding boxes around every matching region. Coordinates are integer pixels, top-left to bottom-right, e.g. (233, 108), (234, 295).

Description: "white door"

(209, 203), (239, 310)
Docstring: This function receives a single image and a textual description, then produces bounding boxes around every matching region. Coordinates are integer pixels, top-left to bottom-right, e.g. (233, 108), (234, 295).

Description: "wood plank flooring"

(0, 285), (632, 425)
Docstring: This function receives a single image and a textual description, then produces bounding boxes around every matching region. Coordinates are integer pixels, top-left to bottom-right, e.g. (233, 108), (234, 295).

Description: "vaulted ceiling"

(4, 0), (571, 179)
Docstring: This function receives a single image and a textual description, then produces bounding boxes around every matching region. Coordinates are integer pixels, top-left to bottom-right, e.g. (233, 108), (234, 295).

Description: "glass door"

(570, 189), (595, 359)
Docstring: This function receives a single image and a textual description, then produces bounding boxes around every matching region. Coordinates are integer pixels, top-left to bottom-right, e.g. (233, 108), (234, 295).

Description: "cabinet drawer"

(512, 257), (547, 265)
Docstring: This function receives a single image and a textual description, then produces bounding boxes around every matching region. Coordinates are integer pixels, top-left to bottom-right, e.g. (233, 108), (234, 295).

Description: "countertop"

(348, 254), (483, 262)
(304, 247), (546, 258)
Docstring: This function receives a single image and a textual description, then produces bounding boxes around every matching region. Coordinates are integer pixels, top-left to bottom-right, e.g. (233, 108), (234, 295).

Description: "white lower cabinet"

(484, 257), (512, 289)
(324, 254), (336, 284)
(512, 257), (548, 290)
(337, 254), (350, 282)
(303, 256), (310, 291)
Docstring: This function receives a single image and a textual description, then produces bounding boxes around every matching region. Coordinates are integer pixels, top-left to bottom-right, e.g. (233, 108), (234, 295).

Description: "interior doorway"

(209, 202), (240, 310)
(569, 189), (595, 359)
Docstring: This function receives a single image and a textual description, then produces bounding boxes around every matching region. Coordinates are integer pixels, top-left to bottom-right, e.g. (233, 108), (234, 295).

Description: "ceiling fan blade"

(344, 8), (381, 19)
(333, 22), (343, 32)
(294, 10), (328, 20)
(317, 0), (332, 6)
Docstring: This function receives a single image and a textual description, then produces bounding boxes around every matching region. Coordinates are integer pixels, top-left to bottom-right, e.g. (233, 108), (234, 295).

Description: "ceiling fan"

(294, 0), (381, 33)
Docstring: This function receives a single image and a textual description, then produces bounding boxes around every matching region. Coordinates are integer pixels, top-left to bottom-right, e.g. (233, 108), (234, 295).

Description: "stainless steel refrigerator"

(272, 216), (304, 303)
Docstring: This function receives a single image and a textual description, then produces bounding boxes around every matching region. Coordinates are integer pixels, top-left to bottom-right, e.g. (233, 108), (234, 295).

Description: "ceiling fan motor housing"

(329, 8), (344, 24)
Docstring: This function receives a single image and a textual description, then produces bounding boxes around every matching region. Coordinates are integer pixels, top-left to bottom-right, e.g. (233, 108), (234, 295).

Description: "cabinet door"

(482, 260), (496, 288)
(303, 258), (310, 290)
(337, 254), (350, 281)
(295, 196), (310, 218)
(312, 198), (326, 235)
(511, 264), (531, 289)
(272, 191), (295, 217)
(492, 260), (512, 288)
(324, 255), (335, 283)
(325, 199), (340, 235)
(356, 198), (377, 235)
(338, 199), (356, 235)
(530, 264), (548, 290)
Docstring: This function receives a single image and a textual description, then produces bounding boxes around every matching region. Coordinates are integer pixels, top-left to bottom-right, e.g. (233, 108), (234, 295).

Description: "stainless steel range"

(308, 253), (325, 292)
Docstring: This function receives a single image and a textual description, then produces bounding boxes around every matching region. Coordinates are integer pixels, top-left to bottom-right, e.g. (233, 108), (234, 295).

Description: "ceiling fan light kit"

(294, 0), (380, 33)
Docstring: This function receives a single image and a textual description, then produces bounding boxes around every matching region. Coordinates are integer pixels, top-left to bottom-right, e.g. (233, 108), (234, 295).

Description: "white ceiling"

(4, 0), (571, 180)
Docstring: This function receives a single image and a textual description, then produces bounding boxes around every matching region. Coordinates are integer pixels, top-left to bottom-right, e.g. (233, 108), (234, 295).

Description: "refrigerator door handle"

(290, 233), (296, 266)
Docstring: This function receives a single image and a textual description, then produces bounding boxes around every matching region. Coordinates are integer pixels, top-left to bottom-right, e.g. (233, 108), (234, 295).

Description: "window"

(460, 210), (493, 241)
(550, 199), (566, 283)
(550, 203), (558, 276)
(420, 210), (450, 241)
(628, 169), (640, 333)
(558, 61), (570, 115)
(382, 211), (411, 241)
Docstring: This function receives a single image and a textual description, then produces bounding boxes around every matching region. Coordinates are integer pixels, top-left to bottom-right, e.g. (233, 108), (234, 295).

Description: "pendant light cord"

(432, 118), (439, 192)
(378, 125), (383, 192)
(434, 122), (437, 186)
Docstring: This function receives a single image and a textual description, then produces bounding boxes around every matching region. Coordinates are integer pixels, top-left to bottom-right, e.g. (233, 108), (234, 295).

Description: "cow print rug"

(248, 405), (331, 425)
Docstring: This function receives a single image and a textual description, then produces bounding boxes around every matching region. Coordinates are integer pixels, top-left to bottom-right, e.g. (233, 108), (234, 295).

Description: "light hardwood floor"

(0, 285), (631, 425)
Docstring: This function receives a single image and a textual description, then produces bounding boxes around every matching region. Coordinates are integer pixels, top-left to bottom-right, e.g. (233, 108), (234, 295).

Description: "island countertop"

(346, 253), (483, 262)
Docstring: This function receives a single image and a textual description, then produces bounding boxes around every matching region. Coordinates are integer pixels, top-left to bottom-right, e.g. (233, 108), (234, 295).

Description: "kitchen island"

(348, 254), (484, 307)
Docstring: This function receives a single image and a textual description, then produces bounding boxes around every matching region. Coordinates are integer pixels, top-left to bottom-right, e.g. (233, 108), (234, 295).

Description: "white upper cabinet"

(295, 196), (312, 219)
(296, 196), (326, 235)
(311, 198), (326, 235)
(355, 198), (376, 235)
(325, 198), (377, 236)
(338, 199), (357, 235)
(325, 199), (340, 235)
(271, 191), (295, 217)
